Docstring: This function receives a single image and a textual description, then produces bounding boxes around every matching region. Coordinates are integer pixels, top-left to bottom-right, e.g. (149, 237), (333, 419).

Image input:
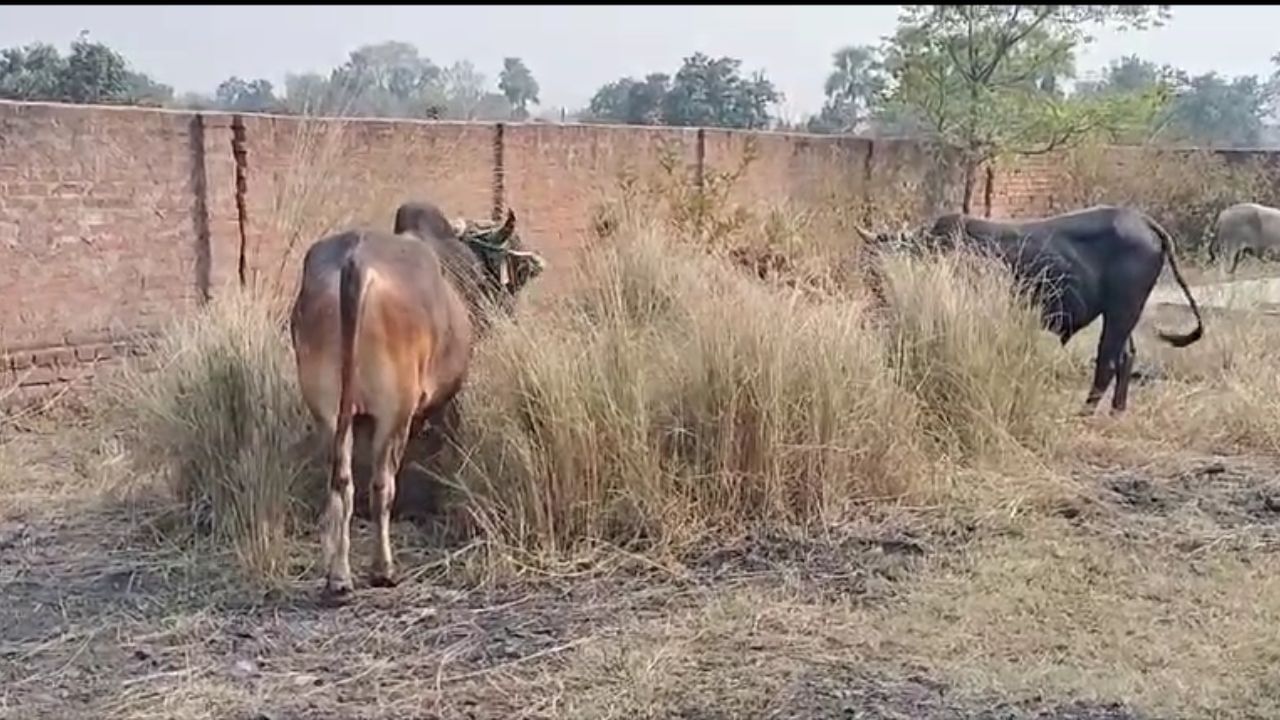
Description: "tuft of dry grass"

(106, 288), (319, 584)
(444, 215), (1072, 566)
(875, 249), (1073, 460)
(450, 221), (926, 559)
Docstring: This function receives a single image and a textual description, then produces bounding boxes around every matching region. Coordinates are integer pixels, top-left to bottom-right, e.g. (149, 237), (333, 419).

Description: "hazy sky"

(1, 5), (1276, 119)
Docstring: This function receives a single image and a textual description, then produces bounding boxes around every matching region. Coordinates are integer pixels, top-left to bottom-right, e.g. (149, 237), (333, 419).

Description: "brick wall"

(236, 114), (497, 302)
(0, 101), (239, 400)
(2, 98), (1202, 403)
(502, 122), (699, 281)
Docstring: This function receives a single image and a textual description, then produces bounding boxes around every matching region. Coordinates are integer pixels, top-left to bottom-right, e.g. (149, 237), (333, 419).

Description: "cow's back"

(346, 231), (472, 355)
(292, 229), (460, 343)
(944, 206), (1165, 327)
(292, 230), (363, 359)
(1231, 202), (1280, 250)
(290, 229), (472, 424)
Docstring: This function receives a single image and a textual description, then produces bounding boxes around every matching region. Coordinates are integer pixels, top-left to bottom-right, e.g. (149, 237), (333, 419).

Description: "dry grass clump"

(451, 222), (926, 557)
(588, 141), (897, 304)
(108, 289), (319, 582)
(875, 250), (1073, 460)
(1110, 304), (1280, 456)
(449, 216), (1070, 559)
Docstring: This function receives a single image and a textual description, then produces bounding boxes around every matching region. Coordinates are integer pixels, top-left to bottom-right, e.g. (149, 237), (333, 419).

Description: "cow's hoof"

(322, 578), (354, 605)
(369, 572), (399, 589)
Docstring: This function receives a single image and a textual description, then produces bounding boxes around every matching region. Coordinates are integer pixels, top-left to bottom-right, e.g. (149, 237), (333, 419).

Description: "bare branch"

(976, 5), (1049, 85)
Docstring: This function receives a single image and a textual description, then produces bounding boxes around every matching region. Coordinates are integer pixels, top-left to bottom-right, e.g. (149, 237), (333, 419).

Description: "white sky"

(0, 5), (1275, 120)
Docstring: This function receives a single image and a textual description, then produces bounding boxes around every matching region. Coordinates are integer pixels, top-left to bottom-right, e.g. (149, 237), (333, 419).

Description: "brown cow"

(289, 201), (545, 599)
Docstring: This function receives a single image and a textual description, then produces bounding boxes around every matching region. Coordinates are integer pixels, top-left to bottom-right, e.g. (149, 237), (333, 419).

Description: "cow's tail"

(334, 249), (370, 462)
(1148, 216), (1205, 348)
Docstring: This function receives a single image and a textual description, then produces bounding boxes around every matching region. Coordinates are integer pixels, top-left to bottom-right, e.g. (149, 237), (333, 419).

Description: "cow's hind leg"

(1111, 336), (1137, 413)
(370, 413), (412, 588)
(322, 417), (356, 599)
(1084, 303), (1145, 415)
(1229, 246), (1250, 274)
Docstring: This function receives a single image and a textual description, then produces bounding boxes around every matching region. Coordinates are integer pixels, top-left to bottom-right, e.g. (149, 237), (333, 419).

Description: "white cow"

(1209, 202), (1280, 274)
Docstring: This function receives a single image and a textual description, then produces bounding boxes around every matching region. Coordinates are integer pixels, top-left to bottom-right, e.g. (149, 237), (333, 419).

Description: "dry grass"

(451, 221), (932, 561)
(103, 289), (320, 584)
(79, 185), (1077, 588)
(542, 503), (1280, 720)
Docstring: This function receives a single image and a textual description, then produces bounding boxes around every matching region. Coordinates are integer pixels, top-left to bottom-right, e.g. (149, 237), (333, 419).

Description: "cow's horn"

(496, 208), (517, 246)
(852, 223), (875, 242)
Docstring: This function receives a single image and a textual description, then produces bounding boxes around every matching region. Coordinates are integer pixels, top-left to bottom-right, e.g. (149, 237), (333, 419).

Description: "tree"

(1165, 72), (1272, 148)
(662, 53), (780, 129)
(61, 31), (129, 104)
(281, 72), (336, 115)
(0, 32), (170, 108)
(585, 53), (779, 129)
(440, 59), (488, 119)
(0, 42), (67, 101)
(1077, 55), (1274, 148)
(498, 57), (540, 120)
(326, 41), (445, 118)
(585, 73), (669, 125)
(1076, 54), (1166, 96)
(880, 5), (1172, 212)
(275, 45), (511, 120)
(808, 45), (887, 133)
(215, 76), (280, 113)
(123, 71), (173, 107)
(1072, 54), (1181, 143)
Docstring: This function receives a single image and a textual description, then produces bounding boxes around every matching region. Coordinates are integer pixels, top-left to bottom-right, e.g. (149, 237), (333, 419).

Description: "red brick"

(11, 365), (59, 386)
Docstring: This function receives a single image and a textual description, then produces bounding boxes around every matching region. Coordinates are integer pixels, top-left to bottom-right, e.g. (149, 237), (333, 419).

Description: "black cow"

(855, 204), (1205, 415)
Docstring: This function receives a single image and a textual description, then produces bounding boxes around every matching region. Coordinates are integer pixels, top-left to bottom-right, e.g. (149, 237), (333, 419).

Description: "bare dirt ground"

(5, 274), (1280, 720)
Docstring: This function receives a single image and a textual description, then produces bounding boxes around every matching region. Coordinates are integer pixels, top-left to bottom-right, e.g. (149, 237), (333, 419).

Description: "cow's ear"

(495, 208), (517, 246)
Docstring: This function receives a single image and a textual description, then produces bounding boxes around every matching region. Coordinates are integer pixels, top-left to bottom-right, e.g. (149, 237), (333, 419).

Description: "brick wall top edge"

(503, 122), (698, 140)
(0, 97), (198, 121)
(232, 112), (498, 133)
(0, 99), (1268, 157)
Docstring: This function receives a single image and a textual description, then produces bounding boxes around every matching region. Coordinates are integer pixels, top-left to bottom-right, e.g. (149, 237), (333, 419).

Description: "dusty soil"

(3, 417), (1279, 720)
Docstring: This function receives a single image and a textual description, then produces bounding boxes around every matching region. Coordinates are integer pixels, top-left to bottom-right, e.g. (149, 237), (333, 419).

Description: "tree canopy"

(499, 57), (540, 120)
(0, 31), (172, 107)
(585, 53), (781, 130)
(807, 45), (887, 134)
(874, 5), (1173, 210)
